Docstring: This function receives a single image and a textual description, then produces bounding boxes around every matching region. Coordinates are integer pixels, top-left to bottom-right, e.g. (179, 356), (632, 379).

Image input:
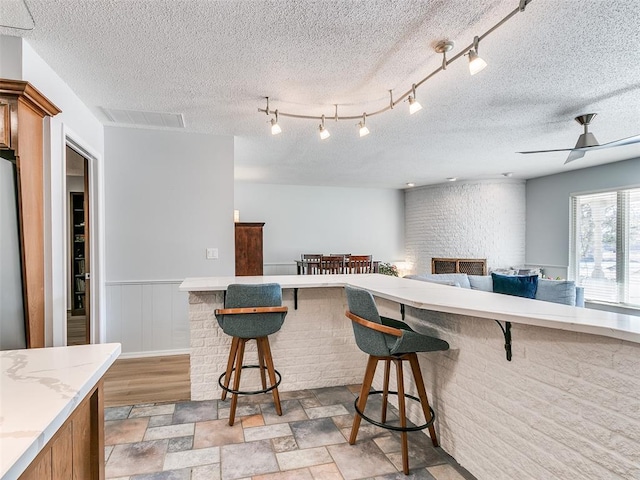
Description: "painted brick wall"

(375, 297), (640, 480)
(405, 180), (526, 274)
(189, 288), (367, 401)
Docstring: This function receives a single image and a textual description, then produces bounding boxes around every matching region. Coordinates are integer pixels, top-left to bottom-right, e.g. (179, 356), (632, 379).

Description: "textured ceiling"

(2, 0), (640, 188)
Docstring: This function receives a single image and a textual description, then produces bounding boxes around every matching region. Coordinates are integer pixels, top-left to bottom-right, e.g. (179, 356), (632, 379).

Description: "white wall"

(0, 36), (22, 78)
(104, 127), (234, 280)
(526, 157), (640, 279)
(405, 180), (526, 274)
(2, 36), (105, 347)
(234, 183), (405, 274)
(104, 126), (234, 355)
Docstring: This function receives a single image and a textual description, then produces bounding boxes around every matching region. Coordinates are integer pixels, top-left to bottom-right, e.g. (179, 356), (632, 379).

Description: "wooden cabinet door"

(235, 223), (264, 276)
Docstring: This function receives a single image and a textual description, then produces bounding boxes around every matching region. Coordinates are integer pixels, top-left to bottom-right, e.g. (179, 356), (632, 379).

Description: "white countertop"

(0, 343), (121, 480)
(180, 274), (640, 344)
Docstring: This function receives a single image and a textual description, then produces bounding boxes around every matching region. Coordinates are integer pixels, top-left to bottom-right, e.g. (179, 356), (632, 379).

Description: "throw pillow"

(535, 279), (576, 306)
(491, 273), (538, 299)
(468, 275), (493, 292)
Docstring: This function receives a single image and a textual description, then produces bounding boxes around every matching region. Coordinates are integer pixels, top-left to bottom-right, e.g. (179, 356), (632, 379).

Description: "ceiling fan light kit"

(258, 0), (534, 137)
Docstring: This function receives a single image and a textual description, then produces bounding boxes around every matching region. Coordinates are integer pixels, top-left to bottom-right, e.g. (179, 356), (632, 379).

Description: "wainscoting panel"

(106, 281), (189, 355)
(263, 263), (297, 276)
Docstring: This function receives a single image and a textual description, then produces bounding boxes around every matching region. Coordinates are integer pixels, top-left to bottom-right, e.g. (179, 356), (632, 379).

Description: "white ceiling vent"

(101, 107), (185, 129)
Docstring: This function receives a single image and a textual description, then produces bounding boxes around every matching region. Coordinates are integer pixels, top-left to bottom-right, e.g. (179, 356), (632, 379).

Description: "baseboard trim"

(117, 348), (191, 359)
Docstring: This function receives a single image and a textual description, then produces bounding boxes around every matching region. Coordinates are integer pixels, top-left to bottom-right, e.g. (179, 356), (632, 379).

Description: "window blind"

(570, 188), (640, 307)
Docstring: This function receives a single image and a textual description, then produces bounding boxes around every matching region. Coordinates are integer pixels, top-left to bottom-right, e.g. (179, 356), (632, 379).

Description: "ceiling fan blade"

(518, 148), (574, 154)
(586, 134), (640, 150)
(564, 149), (586, 164)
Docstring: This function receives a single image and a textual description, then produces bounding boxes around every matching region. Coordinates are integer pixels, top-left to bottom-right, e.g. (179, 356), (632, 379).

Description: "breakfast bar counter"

(180, 274), (640, 344)
(180, 274), (640, 480)
(0, 343), (121, 480)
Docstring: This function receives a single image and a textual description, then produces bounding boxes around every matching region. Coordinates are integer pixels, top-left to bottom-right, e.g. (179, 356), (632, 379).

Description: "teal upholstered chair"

(215, 283), (287, 426)
(345, 285), (449, 475)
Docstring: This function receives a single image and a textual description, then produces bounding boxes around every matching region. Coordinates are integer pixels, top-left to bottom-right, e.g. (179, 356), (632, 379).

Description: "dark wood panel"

(235, 222), (264, 276)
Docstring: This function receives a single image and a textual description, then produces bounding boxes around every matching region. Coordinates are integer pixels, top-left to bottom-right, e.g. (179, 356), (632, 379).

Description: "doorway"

(66, 145), (90, 345)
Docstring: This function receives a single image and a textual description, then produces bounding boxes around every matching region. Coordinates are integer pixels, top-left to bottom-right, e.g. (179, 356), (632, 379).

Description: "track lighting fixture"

(468, 36), (487, 75)
(319, 115), (330, 140)
(408, 84), (422, 115)
(258, 0), (531, 137)
(270, 109), (281, 135)
(358, 114), (370, 137)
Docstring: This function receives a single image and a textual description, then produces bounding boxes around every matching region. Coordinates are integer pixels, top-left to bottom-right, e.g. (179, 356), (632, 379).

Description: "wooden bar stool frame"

(347, 311), (439, 475)
(214, 305), (288, 426)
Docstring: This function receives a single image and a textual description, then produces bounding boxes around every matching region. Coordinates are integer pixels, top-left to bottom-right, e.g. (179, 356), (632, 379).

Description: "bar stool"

(214, 283), (288, 426)
(344, 286), (449, 475)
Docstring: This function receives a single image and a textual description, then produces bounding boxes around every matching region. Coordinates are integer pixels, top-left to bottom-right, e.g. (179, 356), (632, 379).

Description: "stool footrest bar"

(354, 390), (435, 432)
(218, 365), (282, 396)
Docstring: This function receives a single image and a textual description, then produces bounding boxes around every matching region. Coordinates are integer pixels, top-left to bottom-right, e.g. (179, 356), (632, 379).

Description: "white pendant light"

(319, 115), (330, 140)
(468, 36), (487, 75)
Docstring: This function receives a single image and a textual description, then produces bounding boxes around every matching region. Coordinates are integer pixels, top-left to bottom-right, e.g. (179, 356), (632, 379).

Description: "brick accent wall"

(405, 180), (526, 274)
(189, 287), (367, 401)
(376, 297), (640, 480)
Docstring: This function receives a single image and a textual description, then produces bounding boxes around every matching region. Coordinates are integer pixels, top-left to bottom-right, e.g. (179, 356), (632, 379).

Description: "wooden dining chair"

(320, 255), (346, 274)
(348, 255), (373, 274)
(301, 254), (322, 275)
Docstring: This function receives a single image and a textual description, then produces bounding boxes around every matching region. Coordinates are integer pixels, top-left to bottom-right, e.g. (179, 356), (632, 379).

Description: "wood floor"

(67, 315), (87, 346)
(103, 354), (190, 407)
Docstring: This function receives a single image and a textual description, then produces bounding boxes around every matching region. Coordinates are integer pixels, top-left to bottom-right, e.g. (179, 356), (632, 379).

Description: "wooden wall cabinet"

(0, 80), (61, 348)
(235, 222), (264, 276)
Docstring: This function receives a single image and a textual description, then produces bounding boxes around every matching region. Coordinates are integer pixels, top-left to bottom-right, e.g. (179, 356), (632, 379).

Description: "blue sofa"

(404, 273), (585, 307)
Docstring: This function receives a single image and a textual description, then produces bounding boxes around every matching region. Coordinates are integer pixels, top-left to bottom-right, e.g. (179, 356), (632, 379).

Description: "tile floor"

(104, 385), (476, 480)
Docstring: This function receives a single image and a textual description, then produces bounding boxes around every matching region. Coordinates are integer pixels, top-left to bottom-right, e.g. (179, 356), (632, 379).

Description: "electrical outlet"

(206, 248), (218, 259)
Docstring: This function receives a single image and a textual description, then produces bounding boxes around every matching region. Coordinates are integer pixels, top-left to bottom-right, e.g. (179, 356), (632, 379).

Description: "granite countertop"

(180, 274), (640, 344)
(0, 343), (121, 480)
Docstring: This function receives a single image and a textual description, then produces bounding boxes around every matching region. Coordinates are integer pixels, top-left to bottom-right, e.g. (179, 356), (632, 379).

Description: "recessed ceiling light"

(447, 177), (457, 182)
(406, 182), (415, 187)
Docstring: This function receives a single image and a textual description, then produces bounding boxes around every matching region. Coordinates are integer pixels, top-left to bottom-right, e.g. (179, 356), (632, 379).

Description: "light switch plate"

(206, 248), (218, 259)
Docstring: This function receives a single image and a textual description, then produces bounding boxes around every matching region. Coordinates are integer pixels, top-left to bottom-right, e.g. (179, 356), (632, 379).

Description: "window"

(570, 188), (640, 307)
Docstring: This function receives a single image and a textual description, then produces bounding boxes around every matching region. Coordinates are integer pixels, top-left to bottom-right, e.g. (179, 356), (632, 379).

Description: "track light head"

(408, 96), (422, 115)
(468, 49), (487, 75)
(408, 84), (422, 115)
(468, 36), (487, 75)
(319, 115), (330, 139)
(319, 125), (330, 140)
(270, 110), (282, 135)
(358, 113), (369, 137)
(270, 118), (282, 135)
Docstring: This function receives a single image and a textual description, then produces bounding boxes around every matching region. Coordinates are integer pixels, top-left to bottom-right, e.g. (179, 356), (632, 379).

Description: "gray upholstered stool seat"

(345, 285), (449, 475)
(215, 283), (287, 426)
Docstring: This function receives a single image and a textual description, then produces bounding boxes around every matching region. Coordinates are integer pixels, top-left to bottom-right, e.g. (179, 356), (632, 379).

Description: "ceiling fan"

(518, 113), (640, 164)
